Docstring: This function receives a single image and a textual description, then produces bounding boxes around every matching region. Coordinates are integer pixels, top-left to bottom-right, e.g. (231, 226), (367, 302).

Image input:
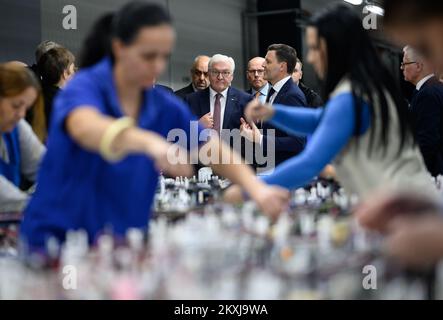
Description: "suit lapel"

(200, 88), (211, 117)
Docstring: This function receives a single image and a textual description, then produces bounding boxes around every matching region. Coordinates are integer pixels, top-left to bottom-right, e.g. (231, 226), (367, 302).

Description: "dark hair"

(383, 0), (443, 26)
(267, 44), (297, 74)
(79, 1), (172, 68)
(308, 4), (413, 155)
(38, 47), (75, 86)
(35, 40), (61, 63)
(0, 63), (46, 140)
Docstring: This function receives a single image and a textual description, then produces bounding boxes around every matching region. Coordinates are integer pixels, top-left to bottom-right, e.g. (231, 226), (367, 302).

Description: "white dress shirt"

(416, 74), (435, 91)
(268, 76), (292, 104)
(209, 86), (229, 129)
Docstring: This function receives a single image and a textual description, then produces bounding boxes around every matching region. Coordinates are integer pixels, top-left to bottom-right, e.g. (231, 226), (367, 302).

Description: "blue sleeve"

(269, 105), (324, 136)
(262, 93), (370, 190)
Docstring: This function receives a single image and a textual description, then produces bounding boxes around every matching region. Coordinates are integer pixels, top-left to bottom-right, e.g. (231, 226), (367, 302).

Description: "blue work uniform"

(0, 128), (21, 187)
(20, 57), (203, 248)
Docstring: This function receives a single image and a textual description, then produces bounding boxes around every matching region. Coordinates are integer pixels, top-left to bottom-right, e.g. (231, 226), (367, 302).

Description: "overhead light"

(344, 0), (363, 5)
(364, 4), (384, 16)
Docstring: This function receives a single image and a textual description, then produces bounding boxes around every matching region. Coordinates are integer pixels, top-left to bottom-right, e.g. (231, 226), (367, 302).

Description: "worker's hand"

(384, 215), (443, 268)
(148, 136), (194, 178)
(199, 112), (214, 129)
(240, 117), (261, 143)
(223, 184), (244, 204)
(252, 183), (291, 220)
(319, 165), (336, 180)
(245, 100), (274, 123)
(354, 190), (440, 233)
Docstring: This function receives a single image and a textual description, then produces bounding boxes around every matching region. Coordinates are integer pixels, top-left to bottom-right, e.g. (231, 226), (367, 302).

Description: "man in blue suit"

(184, 54), (253, 164)
(241, 44), (307, 171)
(403, 45), (443, 176)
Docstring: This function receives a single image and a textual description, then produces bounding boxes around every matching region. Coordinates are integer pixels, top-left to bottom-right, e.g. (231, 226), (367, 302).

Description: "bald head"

(191, 55), (210, 90)
(247, 57), (267, 91)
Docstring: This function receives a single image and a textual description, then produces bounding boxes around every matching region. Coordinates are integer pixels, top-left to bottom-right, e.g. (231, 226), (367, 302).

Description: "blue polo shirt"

(20, 57), (203, 248)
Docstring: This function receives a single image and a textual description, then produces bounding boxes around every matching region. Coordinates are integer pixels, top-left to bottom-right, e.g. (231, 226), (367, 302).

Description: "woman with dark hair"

(0, 63), (45, 213)
(38, 46), (76, 132)
(226, 4), (436, 202)
(21, 1), (289, 249)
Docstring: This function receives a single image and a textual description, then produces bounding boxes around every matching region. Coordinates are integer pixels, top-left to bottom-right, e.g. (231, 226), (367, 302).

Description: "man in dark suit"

(185, 54), (252, 162)
(403, 45), (443, 176)
(241, 44), (307, 171)
(175, 55), (210, 100)
(245, 57), (270, 104)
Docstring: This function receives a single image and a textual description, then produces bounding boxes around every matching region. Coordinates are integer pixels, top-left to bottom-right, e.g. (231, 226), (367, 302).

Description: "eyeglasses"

(209, 70), (232, 78)
(400, 61), (418, 69)
(192, 70), (208, 77)
(247, 69), (265, 76)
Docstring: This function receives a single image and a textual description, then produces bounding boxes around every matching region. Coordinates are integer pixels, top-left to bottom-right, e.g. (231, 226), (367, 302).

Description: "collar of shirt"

(416, 74), (435, 91)
(252, 83), (270, 97)
(192, 83), (198, 92)
(209, 86), (229, 100)
(271, 76), (291, 94)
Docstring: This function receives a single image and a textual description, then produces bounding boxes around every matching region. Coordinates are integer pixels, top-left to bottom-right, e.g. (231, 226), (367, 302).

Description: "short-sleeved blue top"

(20, 57), (203, 248)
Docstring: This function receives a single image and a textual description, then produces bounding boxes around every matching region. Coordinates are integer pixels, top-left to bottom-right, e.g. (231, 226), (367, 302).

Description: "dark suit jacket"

(174, 83), (195, 100)
(261, 78), (307, 167)
(410, 76), (443, 176)
(155, 84), (173, 92)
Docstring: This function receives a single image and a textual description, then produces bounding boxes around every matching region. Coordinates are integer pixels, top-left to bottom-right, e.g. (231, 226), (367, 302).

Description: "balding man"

(246, 57), (269, 104)
(402, 45), (443, 177)
(175, 55), (210, 99)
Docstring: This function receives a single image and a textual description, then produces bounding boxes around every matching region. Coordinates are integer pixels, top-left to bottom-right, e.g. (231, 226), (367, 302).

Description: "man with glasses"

(175, 55), (210, 99)
(402, 45), (443, 177)
(246, 57), (269, 104)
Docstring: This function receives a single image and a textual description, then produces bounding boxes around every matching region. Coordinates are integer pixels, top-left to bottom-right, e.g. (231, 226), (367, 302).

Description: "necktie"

(213, 93), (222, 134)
(254, 91), (261, 100)
(266, 87), (276, 103)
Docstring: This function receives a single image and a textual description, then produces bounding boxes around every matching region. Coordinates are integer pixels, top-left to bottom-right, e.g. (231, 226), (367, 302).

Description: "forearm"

(0, 176), (28, 212)
(262, 151), (326, 190)
(269, 104), (323, 136)
(66, 107), (164, 158)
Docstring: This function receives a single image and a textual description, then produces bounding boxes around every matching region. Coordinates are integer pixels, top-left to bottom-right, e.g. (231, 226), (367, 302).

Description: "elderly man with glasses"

(184, 54), (253, 166)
